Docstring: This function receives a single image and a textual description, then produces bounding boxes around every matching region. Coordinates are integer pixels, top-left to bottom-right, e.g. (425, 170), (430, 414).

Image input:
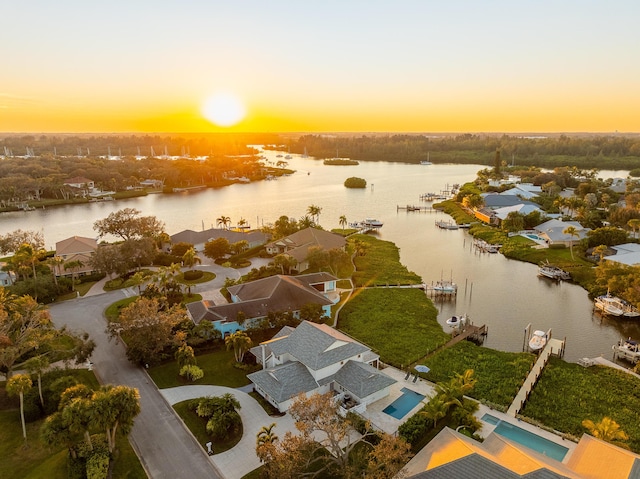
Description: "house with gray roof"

(265, 227), (346, 272)
(170, 228), (269, 252)
(248, 321), (396, 412)
(534, 219), (590, 247)
(602, 243), (640, 266)
(186, 272), (339, 337)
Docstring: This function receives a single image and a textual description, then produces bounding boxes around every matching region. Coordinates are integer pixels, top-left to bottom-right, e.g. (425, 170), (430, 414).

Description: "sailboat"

(420, 152), (432, 165)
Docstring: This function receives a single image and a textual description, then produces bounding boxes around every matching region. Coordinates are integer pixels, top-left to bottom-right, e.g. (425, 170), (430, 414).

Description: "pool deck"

(361, 365), (436, 434)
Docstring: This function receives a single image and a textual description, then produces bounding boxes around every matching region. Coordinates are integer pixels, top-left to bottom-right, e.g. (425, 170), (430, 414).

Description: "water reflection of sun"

(201, 91), (246, 127)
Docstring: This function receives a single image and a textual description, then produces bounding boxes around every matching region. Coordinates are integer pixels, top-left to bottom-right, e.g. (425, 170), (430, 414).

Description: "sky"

(2, 0), (639, 134)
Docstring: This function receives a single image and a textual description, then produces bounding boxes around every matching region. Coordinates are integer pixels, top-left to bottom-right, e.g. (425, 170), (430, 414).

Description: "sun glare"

(201, 92), (246, 127)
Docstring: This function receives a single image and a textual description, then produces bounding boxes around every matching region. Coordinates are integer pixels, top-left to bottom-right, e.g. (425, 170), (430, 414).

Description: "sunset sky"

(2, 1), (639, 133)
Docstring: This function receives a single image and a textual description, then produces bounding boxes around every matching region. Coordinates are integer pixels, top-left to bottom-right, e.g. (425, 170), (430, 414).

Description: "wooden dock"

(396, 204), (438, 212)
(416, 324), (488, 364)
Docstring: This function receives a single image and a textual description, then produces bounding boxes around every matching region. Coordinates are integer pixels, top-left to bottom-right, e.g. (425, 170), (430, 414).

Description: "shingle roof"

(269, 321), (369, 371)
(228, 274), (334, 309)
(266, 227), (346, 262)
(170, 228), (269, 246)
(247, 361), (319, 403)
(409, 454), (529, 479)
(333, 361), (396, 398)
(55, 236), (98, 255)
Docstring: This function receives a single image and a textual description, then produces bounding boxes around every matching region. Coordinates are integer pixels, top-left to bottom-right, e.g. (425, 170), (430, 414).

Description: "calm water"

(2, 152), (638, 361)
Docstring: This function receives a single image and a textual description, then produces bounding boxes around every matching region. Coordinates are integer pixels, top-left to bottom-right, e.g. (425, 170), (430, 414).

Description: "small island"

(344, 177), (367, 188)
(324, 158), (359, 165)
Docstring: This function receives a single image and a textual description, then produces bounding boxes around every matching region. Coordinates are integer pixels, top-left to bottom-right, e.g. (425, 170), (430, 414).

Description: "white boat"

(435, 220), (459, 230)
(612, 338), (640, 364)
(420, 160), (433, 165)
(538, 262), (571, 281)
(529, 330), (547, 351)
(433, 280), (457, 293)
(446, 314), (468, 328)
(594, 293), (625, 317)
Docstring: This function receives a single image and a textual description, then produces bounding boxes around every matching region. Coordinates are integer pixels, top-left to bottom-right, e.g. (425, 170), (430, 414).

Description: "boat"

(433, 280), (457, 293)
(529, 330), (547, 351)
(538, 261), (571, 281)
(435, 220), (459, 230)
(420, 160), (433, 165)
(612, 338), (640, 364)
(594, 293), (625, 317)
(623, 303), (640, 318)
(446, 314), (468, 328)
(363, 218), (383, 228)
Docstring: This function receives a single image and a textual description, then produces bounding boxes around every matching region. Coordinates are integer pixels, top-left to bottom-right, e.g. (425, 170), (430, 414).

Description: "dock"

(396, 204), (438, 212)
(507, 336), (566, 417)
(415, 323), (488, 365)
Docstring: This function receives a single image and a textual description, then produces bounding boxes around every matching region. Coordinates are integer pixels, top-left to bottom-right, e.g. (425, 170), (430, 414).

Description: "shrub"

(78, 272), (107, 284)
(180, 365), (204, 382)
(183, 270), (203, 281)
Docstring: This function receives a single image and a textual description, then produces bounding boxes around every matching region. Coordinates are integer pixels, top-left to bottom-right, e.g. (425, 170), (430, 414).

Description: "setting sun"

(201, 92), (246, 128)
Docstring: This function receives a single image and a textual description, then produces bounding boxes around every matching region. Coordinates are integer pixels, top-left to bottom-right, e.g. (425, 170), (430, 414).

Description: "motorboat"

(446, 314), (468, 328)
(594, 293), (625, 317)
(529, 330), (547, 351)
(420, 160), (433, 165)
(362, 219), (383, 228)
(612, 338), (640, 364)
(433, 280), (457, 293)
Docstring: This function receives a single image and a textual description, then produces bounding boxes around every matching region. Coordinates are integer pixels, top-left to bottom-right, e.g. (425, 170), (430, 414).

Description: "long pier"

(414, 323), (488, 366)
(396, 204), (438, 212)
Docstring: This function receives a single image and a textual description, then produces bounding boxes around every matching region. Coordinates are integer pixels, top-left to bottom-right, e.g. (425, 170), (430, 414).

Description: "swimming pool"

(525, 234), (544, 241)
(382, 388), (425, 419)
(482, 414), (569, 461)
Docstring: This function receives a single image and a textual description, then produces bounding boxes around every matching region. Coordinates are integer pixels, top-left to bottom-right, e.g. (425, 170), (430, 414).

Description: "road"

(48, 290), (224, 479)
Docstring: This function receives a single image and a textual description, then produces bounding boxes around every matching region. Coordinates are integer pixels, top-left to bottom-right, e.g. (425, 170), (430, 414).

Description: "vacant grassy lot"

(338, 288), (448, 367)
(351, 234), (422, 287)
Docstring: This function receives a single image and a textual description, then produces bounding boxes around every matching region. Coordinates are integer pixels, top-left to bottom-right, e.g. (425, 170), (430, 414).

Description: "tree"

(592, 244), (608, 263)
(64, 259), (84, 291)
(273, 254), (297, 275)
(257, 422), (278, 449)
(107, 297), (186, 364)
(92, 385), (141, 453)
(180, 364), (204, 382)
(23, 354), (49, 408)
(12, 243), (46, 299)
(582, 417), (629, 448)
(563, 225), (579, 260)
(299, 303), (325, 323)
(90, 244), (122, 278)
(225, 331), (252, 363)
(307, 204), (322, 225)
(0, 229), (44, 255)
(119, 237), (157, 272)
(93, 207), (165, 241)
(181, 247), (201, 270)
(216, 215), (231, 230)
(47, 255), (65, 292)
(502, 211), (525, 233)
(6, 374), (33, 442)
(365, 432), (412, 479)
(171, 241), (194, 257)
(420, 395), (449, 429)
(175, 343), (196, 369)
(339, 215), (347, 232)
(203, 237), (230, 260)
(628, 218), (640, 239)
(193, 393), (241, 440)
(230, 240), (249, 255)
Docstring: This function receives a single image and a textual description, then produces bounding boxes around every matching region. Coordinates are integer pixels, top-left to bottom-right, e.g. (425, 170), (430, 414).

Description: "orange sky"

(2, 2), (639, 133)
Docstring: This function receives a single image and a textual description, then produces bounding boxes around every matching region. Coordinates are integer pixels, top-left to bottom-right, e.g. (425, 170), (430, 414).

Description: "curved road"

(48, 283), (230, 478)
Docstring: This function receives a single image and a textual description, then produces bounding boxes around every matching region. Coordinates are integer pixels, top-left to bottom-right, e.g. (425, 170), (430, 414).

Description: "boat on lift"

(446, 314), (468, 328)
(594, 292), (625, 317)
(612, 338), (640, 364)
(529, 330), (547, 351)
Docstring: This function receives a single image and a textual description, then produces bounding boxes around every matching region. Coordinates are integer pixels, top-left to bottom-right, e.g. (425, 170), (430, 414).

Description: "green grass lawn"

(148, 348), (253, 389)
(173, 400), (242, 454)
(178, 271), (216, 285)
(338, 288), (449, 367)
(351, 235), (422, 287)
(105, 296), (139, 321)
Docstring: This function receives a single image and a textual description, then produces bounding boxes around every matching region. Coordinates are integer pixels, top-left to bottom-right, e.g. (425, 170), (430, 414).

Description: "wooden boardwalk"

(414, 324), (488, 366)
(507, 337), (565, 417)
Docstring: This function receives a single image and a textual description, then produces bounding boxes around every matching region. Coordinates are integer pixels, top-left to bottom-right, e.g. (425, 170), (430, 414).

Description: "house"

(63, 176), (96, 197)
(247, 320), (396, 412)
(0, 265), (15, 286)
(500, 184), (542, 200)
(265, 227), (346, 271)
(534, 219), (590, 247)
(405, 426), (640, 479)
(602, 243), (640, 266)
(492, 204), (546, 223)
(170, 228), (269, 252)
(54, 236), (98, 277)
(186, 272), (340, 337)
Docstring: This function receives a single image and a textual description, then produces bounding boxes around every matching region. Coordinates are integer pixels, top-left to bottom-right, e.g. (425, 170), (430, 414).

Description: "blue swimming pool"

(525, 234), (545, 242)
(382, 387), (425, 419)
(482, 414), (569, 461)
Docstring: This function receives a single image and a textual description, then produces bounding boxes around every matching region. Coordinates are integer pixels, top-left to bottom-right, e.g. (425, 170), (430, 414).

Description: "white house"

(247, 321), (396, 412)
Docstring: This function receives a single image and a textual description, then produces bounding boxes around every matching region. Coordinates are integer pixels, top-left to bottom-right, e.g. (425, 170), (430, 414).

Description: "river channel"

(2, 151), (638, 362)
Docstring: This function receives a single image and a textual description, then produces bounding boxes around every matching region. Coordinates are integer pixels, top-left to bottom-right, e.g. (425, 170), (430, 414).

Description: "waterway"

(2, 151), (638, 362)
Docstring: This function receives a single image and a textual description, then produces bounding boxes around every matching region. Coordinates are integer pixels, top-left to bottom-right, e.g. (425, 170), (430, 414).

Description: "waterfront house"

(186, 272), (339, 337)
(247, 320), (396, 412)
(534, 219), (590, 247)
(54, 236), (98, 277)
(265, 227), (346, 271)
(170, 228), (269, 252)
(405, 426), (640, 479)
(63, 176), (95, 197)
(601, 243), (640, 266)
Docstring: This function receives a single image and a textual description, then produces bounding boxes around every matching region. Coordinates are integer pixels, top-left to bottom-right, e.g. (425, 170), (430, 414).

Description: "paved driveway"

(161, 385), (297, 479)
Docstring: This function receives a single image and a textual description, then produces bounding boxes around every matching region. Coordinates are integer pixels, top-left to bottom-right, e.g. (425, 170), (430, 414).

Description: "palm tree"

(182, 247), (201, 270)
(217, 215), (231, 230)
(237, 217), (248, 230)
(6, 374), (32, 442)
(582, 417), (629, 448)
(47, 255), (65, 292)
(23, 355), (49, 408)
(627, 219), (640, 239)
(307, 204), (322, 225)
(256, 422), (278, 448)
(225, 331), (252, 363)
(339, 215), (347, 232)
(64, 259), (84, 292)
(592, 244), (608, 264)
(563, 226), (579, 260)
(420, 395), (449, 429)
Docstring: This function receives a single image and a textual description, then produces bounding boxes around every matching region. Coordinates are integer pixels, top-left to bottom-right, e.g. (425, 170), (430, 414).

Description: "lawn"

(337, 288), (449, 367)
(351, 234), (422, 287)
(173, 400), (242, 454)
(522, 358), (640, 452)
(422, 340), (536, 408)
(148, 348), (253, 389)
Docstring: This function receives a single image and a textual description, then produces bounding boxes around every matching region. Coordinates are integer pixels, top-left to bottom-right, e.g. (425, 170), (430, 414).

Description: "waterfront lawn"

(522, 358), (640, 452)
(338, 288), (448, 367)
(351, 235), (422, 287)
(149, 348), (252, 389)
(423, 341), (535, 408)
